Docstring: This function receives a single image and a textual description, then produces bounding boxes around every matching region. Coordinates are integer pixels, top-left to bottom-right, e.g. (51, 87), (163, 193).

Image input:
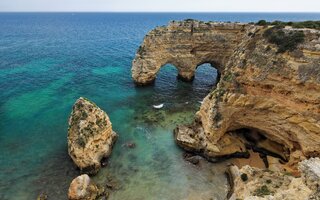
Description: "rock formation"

(132, 19), (320, 168)
(68, 174), (105, 200)
(132, 20), (251, 85)
(174, 23), (320, 168)
(68, 97), (117, 174)
(227, 157), (320, 199)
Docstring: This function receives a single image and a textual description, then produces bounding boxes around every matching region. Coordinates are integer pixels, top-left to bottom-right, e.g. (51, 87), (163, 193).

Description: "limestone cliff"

(132, 20), (253, 84)
(132, 19), (320, 168)
(174, 24), (320, 168)
(227, 157), (320, 199)
(68, 97), (117, 174)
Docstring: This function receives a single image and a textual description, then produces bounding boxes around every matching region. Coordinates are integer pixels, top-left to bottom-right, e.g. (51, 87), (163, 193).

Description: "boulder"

(68, 174), (102, 200)
(228, 157), (320, 200)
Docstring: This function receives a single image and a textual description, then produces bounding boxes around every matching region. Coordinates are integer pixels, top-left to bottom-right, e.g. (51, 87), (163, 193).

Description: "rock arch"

(131, 20), (251, 85)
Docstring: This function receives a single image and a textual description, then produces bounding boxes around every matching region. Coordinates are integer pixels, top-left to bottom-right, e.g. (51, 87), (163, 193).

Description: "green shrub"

(257, 20), (268, 26)
(76, 137), (86, 148)
(255, 20), (320, 30)
(253, 185), (272, 197)
(240, 173), (248, 182)
(263, 26), (305, 53)
(213, 112), (222, 122)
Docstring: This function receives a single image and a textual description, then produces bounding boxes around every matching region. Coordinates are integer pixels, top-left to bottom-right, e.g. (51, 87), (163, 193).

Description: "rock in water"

(68, 174), (101, 200)
(68, 97), (118, 174)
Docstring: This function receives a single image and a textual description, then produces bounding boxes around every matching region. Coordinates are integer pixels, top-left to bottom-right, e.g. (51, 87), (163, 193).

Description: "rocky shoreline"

(40, 19), (320, 200)
(226, 157), (320, 199)
(131, 19), (320, 199)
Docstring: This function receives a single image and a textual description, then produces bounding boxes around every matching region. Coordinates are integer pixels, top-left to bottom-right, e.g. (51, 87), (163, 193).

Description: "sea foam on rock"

(68, 97), (118, 175)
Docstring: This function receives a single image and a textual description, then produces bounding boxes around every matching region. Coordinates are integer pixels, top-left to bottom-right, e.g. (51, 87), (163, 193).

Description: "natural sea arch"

(131, 20), (250, 85)
(155, 62), (219, 86)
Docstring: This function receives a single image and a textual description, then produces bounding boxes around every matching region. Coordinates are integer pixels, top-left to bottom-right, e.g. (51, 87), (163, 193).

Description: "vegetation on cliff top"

(263, 25), (305, 53)
(255, 20), (320, 30)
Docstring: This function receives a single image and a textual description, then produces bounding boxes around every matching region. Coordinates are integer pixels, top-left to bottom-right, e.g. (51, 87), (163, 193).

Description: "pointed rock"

(68, 97), (117, 174)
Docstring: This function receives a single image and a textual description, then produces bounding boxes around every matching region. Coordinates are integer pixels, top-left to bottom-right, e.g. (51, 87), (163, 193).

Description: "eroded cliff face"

(132, 19), (320, 169)
(132, 20), (254, 85)
(227, 157), (320, 199)
(174, 24), (320, 168)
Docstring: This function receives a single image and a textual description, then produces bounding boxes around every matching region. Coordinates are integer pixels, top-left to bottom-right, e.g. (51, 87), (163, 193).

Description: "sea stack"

(68, 97), (117, 174)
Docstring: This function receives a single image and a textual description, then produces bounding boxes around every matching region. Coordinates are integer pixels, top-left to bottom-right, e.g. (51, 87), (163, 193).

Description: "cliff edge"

(132, 20), (320, 169)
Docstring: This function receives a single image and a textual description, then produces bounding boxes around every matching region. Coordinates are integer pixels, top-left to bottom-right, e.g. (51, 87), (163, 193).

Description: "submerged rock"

(122, 141), (136, 149)
(183, 153), (201, 165)
(227, 157), (320, 200)
(68, 174), (105, 200)
(36, 193), (48, 200)
(68, 97), (118, 174)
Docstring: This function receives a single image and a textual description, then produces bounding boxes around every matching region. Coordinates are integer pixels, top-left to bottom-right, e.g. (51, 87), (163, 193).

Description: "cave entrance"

(229, 128), (290, 169)
(193, 63), (220, 90)
(152, 63), (220, 104)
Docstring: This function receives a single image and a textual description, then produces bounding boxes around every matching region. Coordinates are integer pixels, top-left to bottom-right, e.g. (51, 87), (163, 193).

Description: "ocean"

(0, 12), (319, 200)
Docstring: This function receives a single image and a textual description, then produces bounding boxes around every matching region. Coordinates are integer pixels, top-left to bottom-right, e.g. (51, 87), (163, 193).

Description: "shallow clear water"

(0, 13), (320, 200)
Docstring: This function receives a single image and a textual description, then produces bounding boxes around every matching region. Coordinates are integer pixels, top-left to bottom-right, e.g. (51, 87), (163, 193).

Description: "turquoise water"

(1, 13), (320, 200)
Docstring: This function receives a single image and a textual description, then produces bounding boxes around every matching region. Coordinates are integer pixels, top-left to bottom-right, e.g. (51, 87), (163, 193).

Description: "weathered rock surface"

(132, 20), (253, 85)
(68, 97), (117, 174)
(146, 20), (320, 167)
(68, 174), (105, 200)
(227, 157), (320, 199)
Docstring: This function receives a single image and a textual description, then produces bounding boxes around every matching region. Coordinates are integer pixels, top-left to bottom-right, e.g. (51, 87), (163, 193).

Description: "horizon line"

(0, 11), (320, 13)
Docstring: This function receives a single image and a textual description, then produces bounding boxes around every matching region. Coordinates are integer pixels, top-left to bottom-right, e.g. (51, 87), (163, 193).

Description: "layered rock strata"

(227, 157), (320, 199)
(174, 24), (320, 168)
(68, 97), (117, 174)
(132, 19), (320, 168)
(132, 20), (252, 85)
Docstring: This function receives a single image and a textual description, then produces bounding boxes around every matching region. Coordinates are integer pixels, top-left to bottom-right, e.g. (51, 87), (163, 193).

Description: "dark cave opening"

(233, 128), (290, 168)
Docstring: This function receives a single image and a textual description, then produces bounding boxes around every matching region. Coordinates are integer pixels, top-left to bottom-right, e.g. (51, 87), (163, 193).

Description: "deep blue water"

(0, 13), (319, 200)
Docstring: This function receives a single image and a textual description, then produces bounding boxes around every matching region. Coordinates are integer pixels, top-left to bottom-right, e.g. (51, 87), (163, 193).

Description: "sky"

(1, 0), (320, 12)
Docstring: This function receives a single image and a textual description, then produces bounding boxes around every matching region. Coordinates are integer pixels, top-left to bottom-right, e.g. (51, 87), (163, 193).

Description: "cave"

(230, 128), (291, 168)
